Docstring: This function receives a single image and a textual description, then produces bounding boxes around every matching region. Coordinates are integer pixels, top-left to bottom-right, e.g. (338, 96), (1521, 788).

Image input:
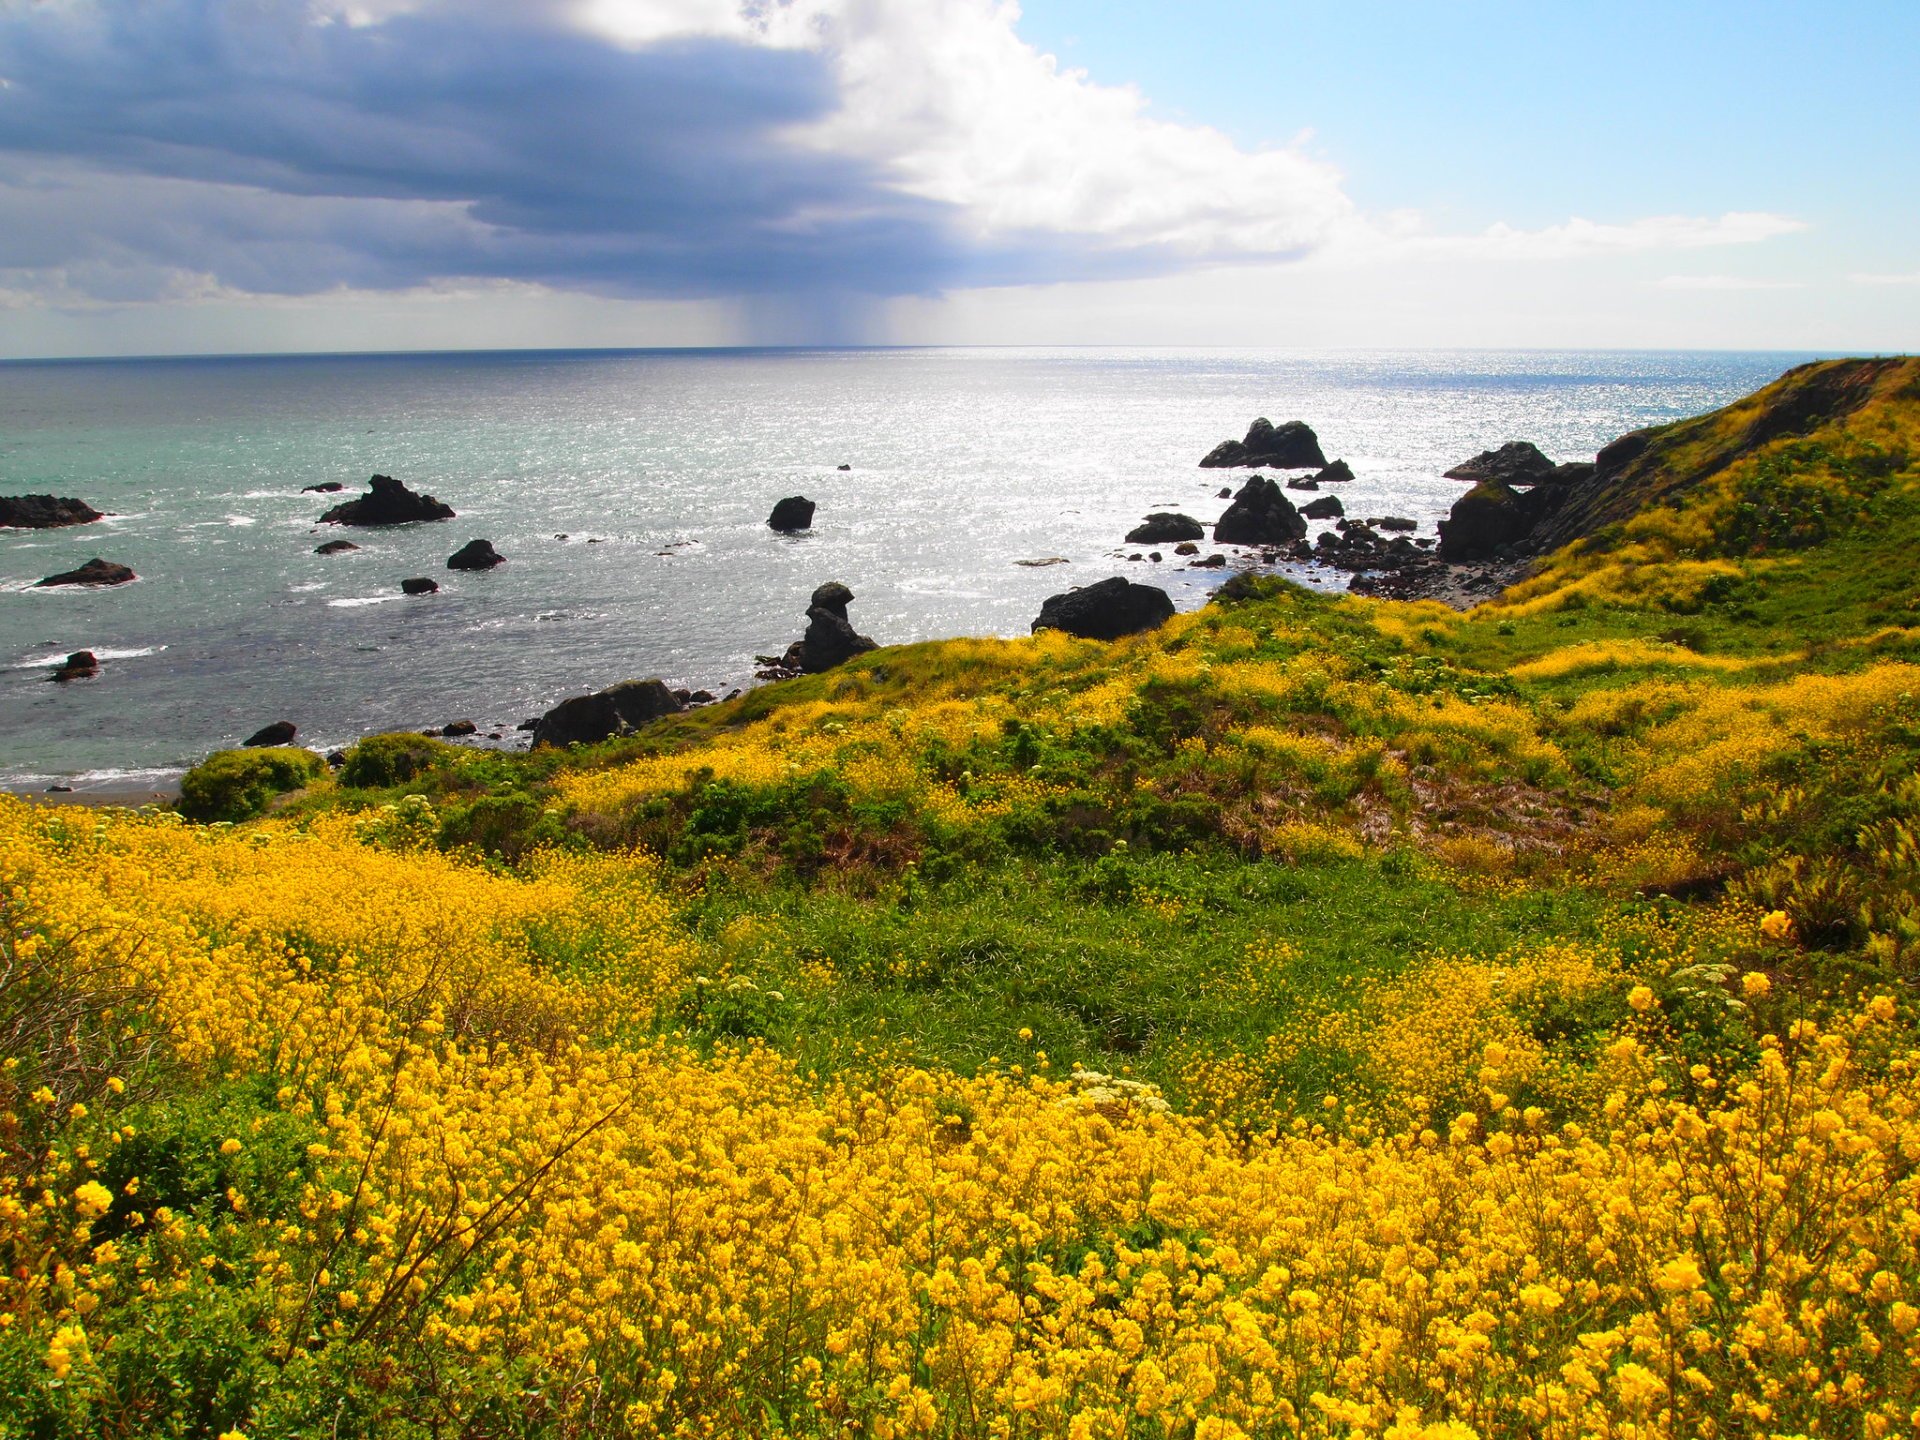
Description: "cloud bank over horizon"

(0, 0), (1807, 337)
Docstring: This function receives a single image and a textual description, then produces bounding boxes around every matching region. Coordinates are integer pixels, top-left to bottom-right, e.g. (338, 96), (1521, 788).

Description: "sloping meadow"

(6, 359), (1920, 1435)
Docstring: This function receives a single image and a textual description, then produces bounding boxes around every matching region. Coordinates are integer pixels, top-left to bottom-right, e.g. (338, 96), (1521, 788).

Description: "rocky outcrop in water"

(531, 679), (685, 749)
(768, 496), (816, 532)
(1, 495), (104, 529)
(447, 539), (504, 570)
(301, 482), (345, 494)
(35, 558), (136, 587)
(796, 581), (878, 672)
(1300, 495), (1343, 520)
(319, 475), (455, 526)
(49, 651), (98, 682)
(1031, 576), (1174, 640)
(315, 540), (359, 556)
(1444, 441), (1558, 486)
(1213, 475), (1307, 545)
(401, 577), (439, 596)
(1314, 460), (1355, 483)
(1199, 418), (1327, 470)
(244, 721), (298, 747)
(1125, 513), (1205, 544)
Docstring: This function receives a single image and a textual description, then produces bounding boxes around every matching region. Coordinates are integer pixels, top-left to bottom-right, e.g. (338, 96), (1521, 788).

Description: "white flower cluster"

(1065, 1068), (1170, 1116)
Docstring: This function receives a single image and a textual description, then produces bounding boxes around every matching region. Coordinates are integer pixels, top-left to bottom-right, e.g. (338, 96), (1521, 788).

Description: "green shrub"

(177, 747), (323, 822)
(339, 731), (456, 788)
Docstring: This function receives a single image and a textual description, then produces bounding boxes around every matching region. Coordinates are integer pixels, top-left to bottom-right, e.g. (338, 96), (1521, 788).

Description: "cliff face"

(1512, 356), (1920, 557)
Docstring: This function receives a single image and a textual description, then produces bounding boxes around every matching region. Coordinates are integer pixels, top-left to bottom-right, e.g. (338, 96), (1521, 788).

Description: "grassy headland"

(4, 358), (1919, 1437)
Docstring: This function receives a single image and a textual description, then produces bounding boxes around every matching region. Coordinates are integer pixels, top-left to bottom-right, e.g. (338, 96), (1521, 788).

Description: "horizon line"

(0, 341), (1878, 367)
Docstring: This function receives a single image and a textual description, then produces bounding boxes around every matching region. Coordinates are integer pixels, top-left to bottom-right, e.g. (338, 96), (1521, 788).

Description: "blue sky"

(0, 0), (1913, 356)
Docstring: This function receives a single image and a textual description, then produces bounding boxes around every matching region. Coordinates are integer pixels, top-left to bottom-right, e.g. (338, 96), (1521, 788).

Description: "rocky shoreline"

(1, 415), (1602, 795)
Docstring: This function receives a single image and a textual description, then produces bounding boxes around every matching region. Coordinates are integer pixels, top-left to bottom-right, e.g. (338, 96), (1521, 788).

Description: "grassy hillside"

(4, 358), (1919, 1438)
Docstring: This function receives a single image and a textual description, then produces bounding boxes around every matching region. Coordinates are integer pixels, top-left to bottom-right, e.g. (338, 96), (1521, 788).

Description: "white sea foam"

(14, 645), (167, 668)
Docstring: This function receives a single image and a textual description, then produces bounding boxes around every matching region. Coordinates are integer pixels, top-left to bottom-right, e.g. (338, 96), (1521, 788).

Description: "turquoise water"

(0, 346), (1819, 788)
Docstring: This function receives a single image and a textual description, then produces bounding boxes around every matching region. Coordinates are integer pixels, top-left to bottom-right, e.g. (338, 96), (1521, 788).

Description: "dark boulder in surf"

(1444, 442), (1558, 486)
(35, 558), (135, 587)
(768, 496), (816, 532)
(447, 539), (504, 570)
(1213, 476), (1307, 546)
(1125, 513), (1205, 544)
(49, 651), (99, 682)
(319, 475), (455, 526)
(0, 495), (103, 529)
(1199, 418), (1327, 470)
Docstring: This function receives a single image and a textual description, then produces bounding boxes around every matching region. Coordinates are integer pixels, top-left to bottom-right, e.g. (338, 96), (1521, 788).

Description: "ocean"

(0, 346), (1820, 791)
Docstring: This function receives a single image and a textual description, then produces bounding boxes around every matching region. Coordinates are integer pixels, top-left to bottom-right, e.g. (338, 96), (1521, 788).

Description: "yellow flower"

(1743, 971), (1772, 997)
(1759, 909), (1794, 942)
(219, 1138), (243, 1156)
(1654, 1256), (1705, 1293)
(72, 1181), (114, 1219)
(44, 1324), (88, 1380)
(1627, 984), (1656, 1012)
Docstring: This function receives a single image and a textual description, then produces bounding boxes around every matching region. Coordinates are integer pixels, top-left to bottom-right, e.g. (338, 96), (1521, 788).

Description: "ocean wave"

(327, 596), (395, 608)
(13, 645), (167, 669)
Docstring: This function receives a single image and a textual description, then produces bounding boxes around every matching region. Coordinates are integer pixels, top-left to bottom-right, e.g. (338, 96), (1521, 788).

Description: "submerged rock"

(301, 482), (345, 494)
(319, 475), (455, 526)
(1031, 576), (1174, 640)
(1213, 475), (1307, 546)
(315, 539), (360, 556)
(531, 678), (685, 749)
(35, 558), (136, 587)
(768, 496), (816, 532)
(0, 495), (103, 529)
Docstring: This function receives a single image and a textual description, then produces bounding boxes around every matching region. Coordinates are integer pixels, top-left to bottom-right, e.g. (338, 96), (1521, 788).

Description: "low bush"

(338, 731), (456, 789)
(176, 747), (323, 822)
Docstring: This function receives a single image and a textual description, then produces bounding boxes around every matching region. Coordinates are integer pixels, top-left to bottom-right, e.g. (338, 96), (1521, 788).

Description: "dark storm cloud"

(0, 0), (1036, 301)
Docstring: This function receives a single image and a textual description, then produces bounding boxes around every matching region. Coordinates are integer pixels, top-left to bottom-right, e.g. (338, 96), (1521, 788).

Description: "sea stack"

(318, 475), (455, 526)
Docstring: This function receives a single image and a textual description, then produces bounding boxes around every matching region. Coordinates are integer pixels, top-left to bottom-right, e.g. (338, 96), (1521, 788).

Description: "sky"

(0, 0), (1914, 357)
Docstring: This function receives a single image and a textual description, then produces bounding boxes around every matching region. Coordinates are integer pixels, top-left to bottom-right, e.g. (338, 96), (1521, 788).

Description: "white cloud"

(561, 0), (1355, 259)
(1654, 274), (1805, 291)
(1851, 271), (1920, 286)
(1395, 211), (1808, 262)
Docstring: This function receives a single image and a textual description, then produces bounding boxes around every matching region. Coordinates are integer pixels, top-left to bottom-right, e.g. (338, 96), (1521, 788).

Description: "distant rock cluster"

(1199, 418), (1328, 470)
